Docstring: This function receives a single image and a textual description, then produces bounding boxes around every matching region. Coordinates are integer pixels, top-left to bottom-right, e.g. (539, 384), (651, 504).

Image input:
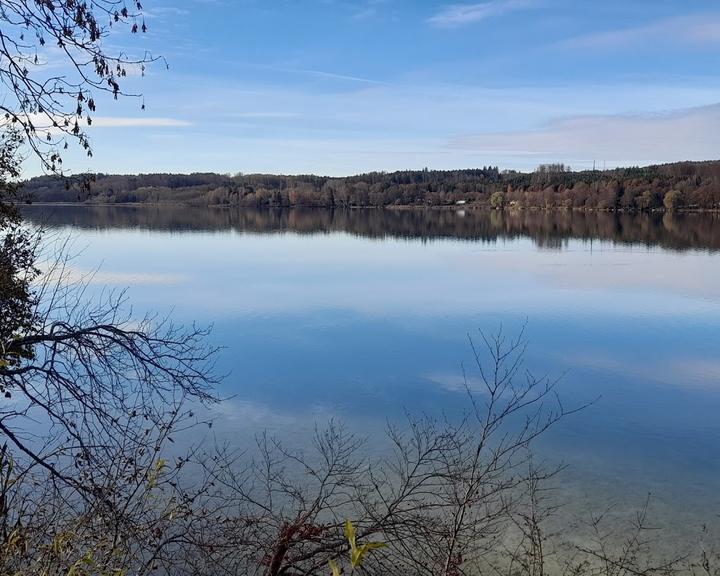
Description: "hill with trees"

(21, 160), (720, 211)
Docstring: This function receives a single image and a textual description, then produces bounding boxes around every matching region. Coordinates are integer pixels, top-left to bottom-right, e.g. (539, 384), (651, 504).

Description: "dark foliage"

(0, 130), (37, 370)
(22, 160), (720, 210)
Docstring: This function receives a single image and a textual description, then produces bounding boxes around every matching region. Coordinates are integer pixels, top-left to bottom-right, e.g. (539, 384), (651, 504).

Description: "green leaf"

(345, 519), (386, 567)
(352, 541), (387, 567)
(344, 519), (356, 551)
(328, 558), (341, 576)
(147, 458), (168, 489)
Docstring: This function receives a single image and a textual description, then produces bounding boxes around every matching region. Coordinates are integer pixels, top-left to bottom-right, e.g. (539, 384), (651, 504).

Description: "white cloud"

(12, 114), (191, 132)
(449, 103), (720, 166)
(562, 13), (720, 49)
(43, 73), (720, 176)
(428, 0), (533, 28)
(89, 116), (192, 128)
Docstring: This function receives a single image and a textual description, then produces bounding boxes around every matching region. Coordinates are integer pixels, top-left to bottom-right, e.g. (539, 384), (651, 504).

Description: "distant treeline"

(21, 205), (720, 253)
(22, 160), (720, 211)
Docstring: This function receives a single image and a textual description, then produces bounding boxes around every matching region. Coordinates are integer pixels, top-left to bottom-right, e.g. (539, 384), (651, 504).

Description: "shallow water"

(22, 205), (720, 538)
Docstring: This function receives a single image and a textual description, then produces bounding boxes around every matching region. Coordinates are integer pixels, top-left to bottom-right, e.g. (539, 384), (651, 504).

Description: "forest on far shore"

(21, 160), (720, 211)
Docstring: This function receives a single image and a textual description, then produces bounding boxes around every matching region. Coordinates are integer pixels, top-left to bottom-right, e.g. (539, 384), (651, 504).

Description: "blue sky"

(44, 0), (720, 176)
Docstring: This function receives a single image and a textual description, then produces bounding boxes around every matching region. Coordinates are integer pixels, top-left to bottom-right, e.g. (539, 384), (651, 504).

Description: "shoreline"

(20, 202), (720, 215)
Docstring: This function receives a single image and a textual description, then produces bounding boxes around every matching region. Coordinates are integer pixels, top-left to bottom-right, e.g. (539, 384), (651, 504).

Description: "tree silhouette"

(0, 0), (160, 171)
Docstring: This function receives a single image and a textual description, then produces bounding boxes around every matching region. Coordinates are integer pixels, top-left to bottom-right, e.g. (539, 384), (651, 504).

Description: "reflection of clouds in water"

(460, 245), (720, 303)
(37, 261), (188, 286)
(197, 240), (720, 316)
(80, 270), (188, 286)
(207, 398), (345, 437)
(561, 352), (720, 389)
(31, 223), (720, 317)
(667, 358), (720, 388)
(423, 372), (480, 392)
(18, 207), (720, 550)
(210, 399), (298, 428)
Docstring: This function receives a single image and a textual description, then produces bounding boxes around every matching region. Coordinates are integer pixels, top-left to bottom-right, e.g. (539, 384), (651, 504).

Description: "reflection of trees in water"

(21, 206), (720, 252)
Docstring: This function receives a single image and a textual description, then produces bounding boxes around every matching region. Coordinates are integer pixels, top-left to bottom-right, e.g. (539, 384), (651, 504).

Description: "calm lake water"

(22, 205), (720, 537)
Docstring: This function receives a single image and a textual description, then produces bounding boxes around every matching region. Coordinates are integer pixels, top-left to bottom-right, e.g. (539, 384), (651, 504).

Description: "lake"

(22, 205), (720, 542)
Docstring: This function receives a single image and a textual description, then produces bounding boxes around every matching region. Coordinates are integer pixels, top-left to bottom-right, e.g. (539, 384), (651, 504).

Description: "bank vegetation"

(22, 161), (720, 212)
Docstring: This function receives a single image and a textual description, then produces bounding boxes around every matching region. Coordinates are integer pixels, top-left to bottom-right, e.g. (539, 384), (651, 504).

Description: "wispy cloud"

(562, 13), (720, 49)
(216, 60), (386, 85)
(229, 112), (301, 120)
(428, 0), (533, 28)
(89, 117), (192, 128)
(142, 6), (190, 19)
(59, 74), (720, 176)
(352, 0), (391, 20)
(10, 114), (191, 135)
(288, 67), (385, 85)
(449, 103), (720, 166)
